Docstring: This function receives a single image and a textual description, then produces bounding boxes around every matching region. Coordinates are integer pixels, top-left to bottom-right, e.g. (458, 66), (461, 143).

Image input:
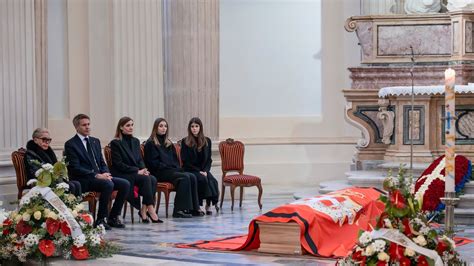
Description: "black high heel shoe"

(215, 205), (220, 213)
(147, 213), (164, 223)
(139, 212), (150, 223)
(205, 205), (212, 215)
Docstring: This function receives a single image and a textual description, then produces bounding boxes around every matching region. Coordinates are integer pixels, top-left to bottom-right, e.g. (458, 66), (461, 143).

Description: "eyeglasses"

(38, 137), (52, 143)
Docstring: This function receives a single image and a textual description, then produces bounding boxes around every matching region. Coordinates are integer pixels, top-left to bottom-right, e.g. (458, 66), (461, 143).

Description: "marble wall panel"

(377, 24), (451, 56)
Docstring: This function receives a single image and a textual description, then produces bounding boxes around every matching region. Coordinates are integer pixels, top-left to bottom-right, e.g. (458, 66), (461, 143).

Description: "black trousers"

(188, 171), (219, 206)
(156, 170), (199, 213)
(77, 177), (130, 220)
(68, 180), (82, 197)
(121, 174), (157, 206)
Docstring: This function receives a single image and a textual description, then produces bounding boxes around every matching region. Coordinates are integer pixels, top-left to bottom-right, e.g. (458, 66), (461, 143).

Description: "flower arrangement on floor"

(338, 167), (463, 266)
(414, 155), (471, 213)
(0, 159), (118, 262)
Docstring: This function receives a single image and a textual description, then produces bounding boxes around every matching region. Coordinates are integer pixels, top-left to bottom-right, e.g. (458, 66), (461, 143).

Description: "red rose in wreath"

(414, 155), (471, 212)
(15, 220), (32, 236)
(39, 239), (56, 257)
(72, 245), (90, 260)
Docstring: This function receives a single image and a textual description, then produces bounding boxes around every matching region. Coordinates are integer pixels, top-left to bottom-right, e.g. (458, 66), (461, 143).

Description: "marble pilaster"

(0, 0), (46, 161)
(162, 0), (219, 139)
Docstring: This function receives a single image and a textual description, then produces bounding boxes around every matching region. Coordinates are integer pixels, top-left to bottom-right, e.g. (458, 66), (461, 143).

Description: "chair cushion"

(224, 174), (261, 185)
(157, 182), (175, 190)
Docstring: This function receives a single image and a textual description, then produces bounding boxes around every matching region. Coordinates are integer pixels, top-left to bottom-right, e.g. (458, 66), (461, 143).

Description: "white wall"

(219, 0), (362, 186)
(47, 0), (69, 120)
(220, 0), (322, 118)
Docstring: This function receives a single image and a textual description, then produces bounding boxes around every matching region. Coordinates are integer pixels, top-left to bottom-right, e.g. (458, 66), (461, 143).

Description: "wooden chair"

(11, 148), (29, 200)
(103, 145), (134, 223)
(12, 148), (98, 219)
(219, 138), (263, 211)
(140, 142), (176, 218)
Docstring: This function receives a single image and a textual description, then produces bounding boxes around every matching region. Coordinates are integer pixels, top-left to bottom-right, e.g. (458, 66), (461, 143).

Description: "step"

(462, 182), (474, 194)
(457, 194), (474, 209)
(347, 175), (386, 189)
(318, 180), (352, 194)
(378, 162), (429, 177)
(454, 208), (474, 225)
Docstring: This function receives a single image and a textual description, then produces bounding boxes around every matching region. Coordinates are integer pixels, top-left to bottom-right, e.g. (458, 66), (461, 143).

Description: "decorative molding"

(353, 105), (389, 145)
(345, 102), (371, 148)
(403, 105), (425, 145)
(377, 99), (396, 145)
(442, 105), (474, 145)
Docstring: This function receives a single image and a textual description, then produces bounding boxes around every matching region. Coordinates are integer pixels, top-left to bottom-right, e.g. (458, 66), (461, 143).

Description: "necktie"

(84, 137), (99, 173)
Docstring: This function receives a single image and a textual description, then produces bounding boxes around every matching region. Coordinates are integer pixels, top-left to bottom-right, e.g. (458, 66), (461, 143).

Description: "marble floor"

(26, 185), (474, 265)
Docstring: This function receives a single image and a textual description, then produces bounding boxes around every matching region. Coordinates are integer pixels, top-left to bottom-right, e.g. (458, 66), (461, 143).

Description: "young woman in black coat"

(24, 128), (82, 196)
(144, 118), (204, 218)
(109, 117), (162, 223)
(180, 117), (219, 215)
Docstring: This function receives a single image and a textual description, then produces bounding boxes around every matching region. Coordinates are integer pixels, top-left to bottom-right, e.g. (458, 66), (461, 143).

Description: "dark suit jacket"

(180, 137), (212, 172)
(109, 137), (145, 177)
(64, 135), (109, 181)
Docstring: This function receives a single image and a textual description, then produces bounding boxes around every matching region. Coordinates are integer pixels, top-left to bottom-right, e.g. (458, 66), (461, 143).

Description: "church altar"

(377, 85), (474, 163)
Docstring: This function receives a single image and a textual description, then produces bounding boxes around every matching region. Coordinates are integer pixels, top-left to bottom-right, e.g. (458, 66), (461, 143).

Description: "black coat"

(64, 135), (109, 181)
(144, 138), (180, 177)
(180, 137), (212, 172)
(109, 137), (145, 177)
(109, 136), (147, 209)
(24, 140), (58, 180)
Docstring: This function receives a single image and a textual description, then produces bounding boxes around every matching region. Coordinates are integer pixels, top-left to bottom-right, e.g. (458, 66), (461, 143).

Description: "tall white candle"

(444, 68), (456, 193)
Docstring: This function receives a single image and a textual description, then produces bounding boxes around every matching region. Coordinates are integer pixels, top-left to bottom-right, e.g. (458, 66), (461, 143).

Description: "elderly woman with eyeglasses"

(24, 128), (82, 196)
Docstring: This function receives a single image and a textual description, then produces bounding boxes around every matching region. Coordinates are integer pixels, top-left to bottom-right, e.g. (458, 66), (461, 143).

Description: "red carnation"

(46, 218), (60, 235)
(390, 190), (406, 209)
(72, 245), (89, 260)
(15, 220), (32, 236)
(38, 239), (55, 257)
(399, 256), (411, 266)
(351, 250), (363, 261)
(389, 242), (404, 261)
(60, 221), (71, 235)
(2, 218), (12, 235)
(376, 261), (387, 266)
(418, 255), (429, 266)
(436, 240), (449, 254)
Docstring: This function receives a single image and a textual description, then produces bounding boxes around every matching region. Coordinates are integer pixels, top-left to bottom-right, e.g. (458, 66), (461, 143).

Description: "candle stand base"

(441, 192), (460, 237)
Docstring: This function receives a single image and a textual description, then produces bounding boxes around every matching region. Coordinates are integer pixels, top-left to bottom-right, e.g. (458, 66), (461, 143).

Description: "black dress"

(143, 134), (200, 213)
(180, 137), (218, 206)
(109, 135), (157, 210)
(24, 140), (82, 196)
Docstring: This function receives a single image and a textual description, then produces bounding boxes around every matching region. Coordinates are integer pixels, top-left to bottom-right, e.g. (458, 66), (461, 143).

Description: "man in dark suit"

(64, 114), (130, 230)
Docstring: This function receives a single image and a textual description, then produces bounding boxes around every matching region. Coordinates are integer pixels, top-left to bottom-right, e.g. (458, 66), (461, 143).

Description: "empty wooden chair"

(219, 138), (263, 211)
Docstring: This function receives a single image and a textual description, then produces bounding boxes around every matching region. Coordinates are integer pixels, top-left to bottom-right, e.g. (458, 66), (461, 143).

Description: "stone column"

(110, 0), (165, 139)
(0, 0), (46, 160)
(162, 0), (219, 139)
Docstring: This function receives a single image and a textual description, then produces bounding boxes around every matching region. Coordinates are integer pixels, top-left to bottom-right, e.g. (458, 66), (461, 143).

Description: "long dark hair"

(150, 117), (172, 147)
(184, 117), (207, 151)
(114, 116), (133, 139)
